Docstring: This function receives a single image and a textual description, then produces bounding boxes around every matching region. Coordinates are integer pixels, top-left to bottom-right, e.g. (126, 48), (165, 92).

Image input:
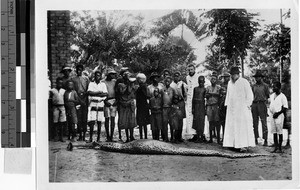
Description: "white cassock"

(185, 74), (199, 137)
(223, 77), (256, 148)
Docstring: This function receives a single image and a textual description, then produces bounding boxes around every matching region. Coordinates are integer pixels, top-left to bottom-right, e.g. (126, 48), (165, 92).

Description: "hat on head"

(162, 69), (171, 75)
(174, 71), (181, 76)
(253, 70), (264, 78)
(60, 66), (72, 73)
(136, 73), (147, 80)
(230, 67), (240, 75)
(106, 68), (117, 75)
(119, 67), (129, 76)
(150, 72), (160, 79)
(211, 72), (218, 78)
(128, 73), (136, 82)
(219, 72), (231, 78)
(164, 75), (173, 81)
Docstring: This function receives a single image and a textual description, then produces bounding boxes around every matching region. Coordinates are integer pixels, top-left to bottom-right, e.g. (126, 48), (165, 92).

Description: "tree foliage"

(150, 9), (208, 40)
(262, 23), (290, 64)
(205, 9), (259, 59)
(204, 9), (260, 76)
(126, 36), (196, 77)
(70, 11), (144, 68)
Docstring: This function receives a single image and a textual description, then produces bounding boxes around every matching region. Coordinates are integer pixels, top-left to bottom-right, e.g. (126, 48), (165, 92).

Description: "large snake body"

(70, 139), (269, 159)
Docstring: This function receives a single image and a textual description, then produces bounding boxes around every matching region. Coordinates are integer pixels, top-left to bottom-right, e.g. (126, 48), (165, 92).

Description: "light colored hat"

(136, 73), (147, 83)
(106, 68), (117, 75)
(136, 73), (146, 80)
(60, 66), (72, 73)
(128, 73), (136, 82)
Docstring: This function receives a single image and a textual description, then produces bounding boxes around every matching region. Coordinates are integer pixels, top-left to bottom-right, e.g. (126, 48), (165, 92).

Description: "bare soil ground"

(49, 125), (292, 182)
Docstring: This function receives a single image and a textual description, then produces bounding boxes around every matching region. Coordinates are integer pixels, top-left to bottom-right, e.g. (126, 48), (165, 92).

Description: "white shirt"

(88, 81), (108, 102)
(50, 88), (65, 105)
(170, 81), (187, 100)
(269, 92), (288, 114)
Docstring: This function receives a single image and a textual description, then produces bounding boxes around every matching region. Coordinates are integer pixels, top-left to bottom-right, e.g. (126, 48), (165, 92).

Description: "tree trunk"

(240, 55), (244, 78)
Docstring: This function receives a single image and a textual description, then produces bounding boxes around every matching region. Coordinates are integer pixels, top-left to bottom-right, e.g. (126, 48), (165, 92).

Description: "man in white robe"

(223, 67), (256, 152)
(185, 64), (199, 140)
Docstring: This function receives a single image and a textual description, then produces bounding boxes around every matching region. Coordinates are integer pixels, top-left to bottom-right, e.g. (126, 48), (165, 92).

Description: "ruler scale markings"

(8, 0), (16, 147)
(1, 0), (31, 147)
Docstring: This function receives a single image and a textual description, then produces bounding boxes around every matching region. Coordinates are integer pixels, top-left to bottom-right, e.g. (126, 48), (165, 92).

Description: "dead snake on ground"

(67, 139), (269, 159)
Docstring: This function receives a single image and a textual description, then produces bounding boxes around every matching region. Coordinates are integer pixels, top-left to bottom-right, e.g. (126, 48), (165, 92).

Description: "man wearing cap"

(170, 71), (187, 142)
(147, 72), (165, 98)
(103, 68), (118, 142)
(60, 66), (72, 136)
(61, 66), (72, 90)
(223, 66), (255, 152)
(251, 70), (270, 146)
(136, 73), (150, 139)
(115, 67), (129, 141)
(117, 71), (137, 142)
(162, 69), (171, 80)
(71, 64), (90, 141)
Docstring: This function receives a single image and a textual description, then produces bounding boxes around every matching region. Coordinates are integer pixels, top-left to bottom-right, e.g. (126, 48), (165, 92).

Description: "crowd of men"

(49, 63), (291, 153)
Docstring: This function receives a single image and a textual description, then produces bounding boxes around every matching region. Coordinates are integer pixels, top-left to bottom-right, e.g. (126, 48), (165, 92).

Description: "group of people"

(49, 63), (291, 153)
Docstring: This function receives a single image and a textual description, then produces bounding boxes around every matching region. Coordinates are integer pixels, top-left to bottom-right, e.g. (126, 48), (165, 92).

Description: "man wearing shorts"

(206, 73), (221, 144)
(103, 68), (117, 142)
(49, 77), (66, 142)
(87, 71), (108, 142)
(269, 81), (288, 153)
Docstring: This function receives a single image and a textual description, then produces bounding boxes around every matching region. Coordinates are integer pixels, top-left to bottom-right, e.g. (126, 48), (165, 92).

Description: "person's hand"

(104, 100), (111, 107)
(273, 112), (280, 119)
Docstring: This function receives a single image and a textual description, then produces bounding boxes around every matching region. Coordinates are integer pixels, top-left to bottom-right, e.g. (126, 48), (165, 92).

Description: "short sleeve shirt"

(252, 82), (269, 102)
(50, 88), (65, 105)
(88, 81), (108, 102)
(103, 79), (116, 98)
(269, 93), (288, 114)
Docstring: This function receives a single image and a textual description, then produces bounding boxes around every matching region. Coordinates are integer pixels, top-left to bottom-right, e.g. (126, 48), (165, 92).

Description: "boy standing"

(170, 71), (187, 142)
(162, 76), (176, 142)
(87, 71), (108, 142)
(269, 81), (288, 153)
(71, 64), (90, 141)
(206, 74), (221, 144)
(64, 80), (82, 141)
(103, 68), (118, 142)
(192, 76), (206, 143)
(149, 88), (163, 140)
(170, 94), (184, 143)
(49, 77), (66, 142)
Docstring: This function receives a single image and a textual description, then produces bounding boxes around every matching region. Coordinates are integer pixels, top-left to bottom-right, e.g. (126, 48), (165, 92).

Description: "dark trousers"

(251, 102), (268, 140)
(67, 118), (76, 139)
(175, 119), (183, 140)
(162, 108), (172, 141)
(76, 104), (88, 134)
(151, 113), (162, 140)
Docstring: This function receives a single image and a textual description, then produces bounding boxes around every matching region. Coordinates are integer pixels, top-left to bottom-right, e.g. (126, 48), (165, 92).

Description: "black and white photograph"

(46, 7), (294, 183)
